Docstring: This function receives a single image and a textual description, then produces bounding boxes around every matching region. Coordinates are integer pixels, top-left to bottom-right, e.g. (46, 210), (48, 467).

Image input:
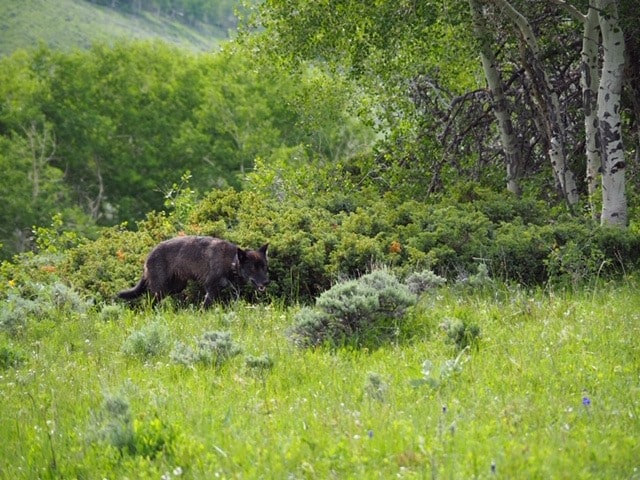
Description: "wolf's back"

(156, 236), (236, 280)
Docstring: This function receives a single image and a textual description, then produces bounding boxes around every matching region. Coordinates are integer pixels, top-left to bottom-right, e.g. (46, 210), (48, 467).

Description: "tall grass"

(0, 281), (638, 478)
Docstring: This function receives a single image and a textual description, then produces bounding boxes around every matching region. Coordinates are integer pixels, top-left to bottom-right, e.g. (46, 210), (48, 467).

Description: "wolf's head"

(236, 243), (269, 292)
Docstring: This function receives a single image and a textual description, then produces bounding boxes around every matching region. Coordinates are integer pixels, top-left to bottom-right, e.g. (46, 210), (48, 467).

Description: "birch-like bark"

(596, 0), (627, 227)
(468, 0), (522, 196)
(492, 0), (579, 207)
(581, 7), (602, 218)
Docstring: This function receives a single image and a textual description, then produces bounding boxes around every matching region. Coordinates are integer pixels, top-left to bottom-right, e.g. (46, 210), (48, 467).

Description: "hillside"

(0, 0), (226, 57)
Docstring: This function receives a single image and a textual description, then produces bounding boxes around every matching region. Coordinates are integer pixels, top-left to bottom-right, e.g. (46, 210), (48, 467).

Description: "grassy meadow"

(0, 0), (220, 57)
(1, 279), (638, 479)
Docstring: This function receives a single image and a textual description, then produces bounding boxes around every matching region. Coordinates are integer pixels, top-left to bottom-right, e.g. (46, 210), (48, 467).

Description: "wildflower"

(368, 430), (374, 439)
(582, 396), (591, 407)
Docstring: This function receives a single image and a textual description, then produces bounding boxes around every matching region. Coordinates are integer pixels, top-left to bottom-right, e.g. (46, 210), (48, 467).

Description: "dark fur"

(118, 236), (269, 307)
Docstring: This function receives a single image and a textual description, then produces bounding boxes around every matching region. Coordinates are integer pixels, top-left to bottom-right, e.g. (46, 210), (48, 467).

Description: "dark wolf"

(118, 236), (269, 307)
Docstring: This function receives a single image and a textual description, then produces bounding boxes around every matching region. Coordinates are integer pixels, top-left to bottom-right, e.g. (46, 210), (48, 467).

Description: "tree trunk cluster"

(469, 0), (629, 227)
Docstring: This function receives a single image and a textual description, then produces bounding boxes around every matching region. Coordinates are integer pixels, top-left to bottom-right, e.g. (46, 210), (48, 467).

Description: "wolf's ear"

(236, 247), (247, 263)
(259, 243), (269, 258)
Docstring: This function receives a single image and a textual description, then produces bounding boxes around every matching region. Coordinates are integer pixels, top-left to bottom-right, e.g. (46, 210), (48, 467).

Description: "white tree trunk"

(596, 0), (627, 227)
(492, 0), (579, 206)
(581, 7), (602, 218)
(468, 0), (522, 196)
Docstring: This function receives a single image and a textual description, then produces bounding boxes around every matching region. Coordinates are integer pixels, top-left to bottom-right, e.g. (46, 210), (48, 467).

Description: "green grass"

(1, 281), (639, 478)
(0, 0), (222, 57)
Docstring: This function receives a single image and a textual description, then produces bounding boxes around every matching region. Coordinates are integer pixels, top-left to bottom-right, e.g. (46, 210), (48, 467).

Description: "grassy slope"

(0, 282), (638, 478)
(0, 0), (221, 57)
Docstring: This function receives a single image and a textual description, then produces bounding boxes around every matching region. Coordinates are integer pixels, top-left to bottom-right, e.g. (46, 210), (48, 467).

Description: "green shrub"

(40, 281), (92, 312)
(60, 216), (171, 303)
(0, 339), (26, 369)
(405, 269), (447, 295)
(491, 221), (552, 284)
(287, 307), (332, 348)
(289, 269), (416, 348)
(171, 331), (241, 367)
(99, 304), (127, 322)
(595, 226), (640, 274)
(0, 281), (89, 336)
(399, 204), (494, 277)
(245, 354), (275, 378)
(122, 321), (171, 359)
(90, 394), (175, 459)
(441, 317), (481, 350)
(17, 180), (639, 307)
(91, 395), (136, 455)
(546, 239), (605, 288)
(542, 220), (640, 288)
(0, 294), (42, 335)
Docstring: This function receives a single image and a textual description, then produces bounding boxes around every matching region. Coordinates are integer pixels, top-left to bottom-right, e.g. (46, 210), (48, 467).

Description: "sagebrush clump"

(405, 270), (447, 294)
(441, 317), (481, 350)
(89, 394), (175, 459)
(122, 321), (171, 359)
(171, 331), (241, 367)
(289, 269), (417, 348)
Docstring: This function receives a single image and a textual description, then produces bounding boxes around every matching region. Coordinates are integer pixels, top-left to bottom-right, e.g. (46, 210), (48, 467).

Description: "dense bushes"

(288, 270), (418, 348)
(3, 180), (640, 307)
(182, 186), (640, 301)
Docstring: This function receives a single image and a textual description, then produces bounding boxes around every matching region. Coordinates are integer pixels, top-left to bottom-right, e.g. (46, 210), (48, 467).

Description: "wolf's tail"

(118, 277), (148, 300)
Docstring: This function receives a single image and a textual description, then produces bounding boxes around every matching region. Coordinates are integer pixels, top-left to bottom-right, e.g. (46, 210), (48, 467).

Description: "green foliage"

(31, 179), (638, 307)
(289, 270), (416, 348)
(90, 394), (175, 459)
(0, 132), (95, 259)
(171, 331), (241, 368)
(544, 221), (640, 288)
(122, 321), (172, 359)
(245, 354), (275, 378)
(33, 213), (84, 256)
(0, 42), (371, 236)
(0, 280), (90, 336)
(5, 173), (640, 309)
(405, 270), (447, 295)
(99, 304), (127, 322)
(92, 395), (136, 454)
(0, 338), (26, 369)
(0, 293), (43, 336)
(441, 318), (481, 351)
(411, 348), (471, 390)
